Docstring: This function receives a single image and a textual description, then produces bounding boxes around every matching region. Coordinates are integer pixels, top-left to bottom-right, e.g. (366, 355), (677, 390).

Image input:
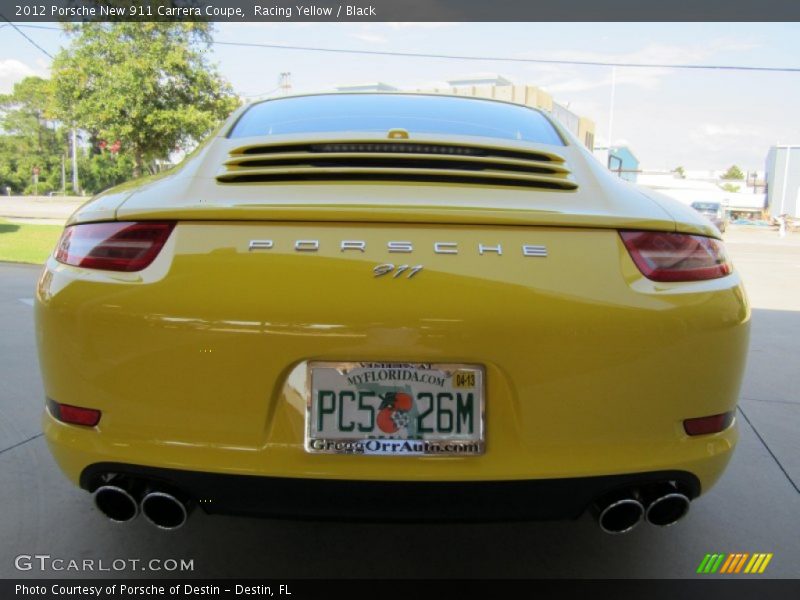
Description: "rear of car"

(35, 94), (749, 532)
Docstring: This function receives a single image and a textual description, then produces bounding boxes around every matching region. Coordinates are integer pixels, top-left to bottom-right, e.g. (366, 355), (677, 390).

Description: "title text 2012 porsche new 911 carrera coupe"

(36, 94), (749, 533)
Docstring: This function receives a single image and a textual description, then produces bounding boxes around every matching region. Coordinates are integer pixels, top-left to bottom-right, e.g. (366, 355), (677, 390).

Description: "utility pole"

(71, 128), (79, 194)
(779, 145), (791, 216)
(61, 153), (66, 195)
(279, 72), (292, 96)
(606, 66), (616, 167)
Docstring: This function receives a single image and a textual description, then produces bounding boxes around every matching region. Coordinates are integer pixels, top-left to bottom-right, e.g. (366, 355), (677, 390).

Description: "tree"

(0, 76), (135, 195)
(51, 22), (239, 178)
(720, 183), (740, 193)
(0, 77), (65, 194)
(673, 166), (686, 179)
(721, 165), (745, 180)
(79, 148), (135, 194)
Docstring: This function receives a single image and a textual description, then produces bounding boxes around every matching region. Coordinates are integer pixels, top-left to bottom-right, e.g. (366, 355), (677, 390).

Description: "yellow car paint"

(37, 222), (748, 490)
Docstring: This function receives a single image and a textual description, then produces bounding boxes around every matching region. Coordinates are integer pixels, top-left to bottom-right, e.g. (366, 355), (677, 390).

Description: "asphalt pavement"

(0, 228), (798, 579)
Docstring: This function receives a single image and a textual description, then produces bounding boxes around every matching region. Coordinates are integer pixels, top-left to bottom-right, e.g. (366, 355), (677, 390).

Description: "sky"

(1, 21), (800, 172)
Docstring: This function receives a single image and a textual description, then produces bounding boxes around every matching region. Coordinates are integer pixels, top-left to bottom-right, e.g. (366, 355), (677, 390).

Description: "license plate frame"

(305, 362), (485, 456)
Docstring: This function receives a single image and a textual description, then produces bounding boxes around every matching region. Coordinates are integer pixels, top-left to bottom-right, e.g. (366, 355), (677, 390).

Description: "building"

(447, 75), (513, 87)
(594, 146), (640, 183)
(335, 82), (398, 92)
(765, 145), (800, 217)
(331, 75), (597, 150)
(415, 75), (596, 150)
(637, 172), (766, 219)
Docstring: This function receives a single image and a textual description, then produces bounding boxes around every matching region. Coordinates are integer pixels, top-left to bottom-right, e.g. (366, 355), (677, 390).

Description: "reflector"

(47, 398), (101, 427)
(684, 412), (734, 436)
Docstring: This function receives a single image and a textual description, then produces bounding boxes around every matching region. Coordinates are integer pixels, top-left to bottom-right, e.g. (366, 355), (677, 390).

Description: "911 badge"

(373, 263), (423, 278)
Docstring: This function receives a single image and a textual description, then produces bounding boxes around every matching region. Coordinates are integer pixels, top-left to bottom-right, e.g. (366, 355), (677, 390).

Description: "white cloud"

(350, 33), (388, 44)
(686, 123), (767, 158)
(700, 124), (762, 137)
(518, 38), (763, 94)
(0, 59), (40, 94)
(535, 39), (761, 70)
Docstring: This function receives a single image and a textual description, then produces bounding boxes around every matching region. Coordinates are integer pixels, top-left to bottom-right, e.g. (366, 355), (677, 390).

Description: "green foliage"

(79, 149), (135, 194)
(721, 165), (745, 180)
(720, 183), (740, 193)
(51, 22), (240, 176)
(1, 24), (239, 195)
(0, 77), (65, 194)
(0, 76), (135, 196)
(673, 166), (686, 178)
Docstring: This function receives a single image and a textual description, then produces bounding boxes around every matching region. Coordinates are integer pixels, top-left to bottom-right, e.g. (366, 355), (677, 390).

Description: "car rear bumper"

(78, 462), (701, 522)
(44, 405), (738, 496)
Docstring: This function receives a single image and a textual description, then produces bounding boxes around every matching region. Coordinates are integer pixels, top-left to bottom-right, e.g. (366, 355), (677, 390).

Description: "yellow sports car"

(35, 93), (749, 533)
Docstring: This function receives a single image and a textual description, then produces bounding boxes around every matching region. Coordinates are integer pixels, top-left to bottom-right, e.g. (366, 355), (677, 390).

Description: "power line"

(0, 15), (54, 59)
(243, 85), (281, 98)
(10, 23), (800, 73)
(213, 39), (800, 73)
(8, 23), (56, 30)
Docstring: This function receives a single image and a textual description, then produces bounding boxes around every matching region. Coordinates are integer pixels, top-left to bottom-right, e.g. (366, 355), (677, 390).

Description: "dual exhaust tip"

(93, 478), (689, 533)
(595, 483), (691, 534)
(93, 484), (189, 530)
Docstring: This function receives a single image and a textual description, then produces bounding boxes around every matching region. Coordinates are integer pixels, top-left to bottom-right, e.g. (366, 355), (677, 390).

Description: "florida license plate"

(306, 362), (485, 456)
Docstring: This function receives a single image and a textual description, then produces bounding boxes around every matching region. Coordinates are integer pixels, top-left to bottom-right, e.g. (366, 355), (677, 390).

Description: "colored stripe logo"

(697, 553), (773, 574)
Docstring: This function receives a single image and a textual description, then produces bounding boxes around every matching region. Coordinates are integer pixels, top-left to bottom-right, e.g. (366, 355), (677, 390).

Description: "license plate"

(306, 362), (485, 456)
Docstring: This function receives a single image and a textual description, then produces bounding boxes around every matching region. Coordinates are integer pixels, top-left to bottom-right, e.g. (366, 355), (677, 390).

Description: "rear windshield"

(691, 202), (722, 211)
(229, 94), (565, 145)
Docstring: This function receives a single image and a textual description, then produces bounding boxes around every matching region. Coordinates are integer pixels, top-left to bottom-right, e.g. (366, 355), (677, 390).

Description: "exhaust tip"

(93, 485), (139, 523)
(645, 492), (690, 527)
(141, 491), (188, 530)
(597, 498), (644, 534)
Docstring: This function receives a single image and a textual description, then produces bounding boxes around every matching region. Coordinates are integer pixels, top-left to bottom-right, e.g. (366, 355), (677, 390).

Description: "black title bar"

(4, 0), (800, 22)
(4, 579), (800, 600)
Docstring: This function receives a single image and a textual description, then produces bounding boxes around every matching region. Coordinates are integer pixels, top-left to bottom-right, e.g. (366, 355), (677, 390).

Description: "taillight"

(620, 231), (731, 282)
(55, 221), (175, 272)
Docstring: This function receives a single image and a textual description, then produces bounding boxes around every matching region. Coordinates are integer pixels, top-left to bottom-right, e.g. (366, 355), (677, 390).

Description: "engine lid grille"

(216, 140), (578, 191)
